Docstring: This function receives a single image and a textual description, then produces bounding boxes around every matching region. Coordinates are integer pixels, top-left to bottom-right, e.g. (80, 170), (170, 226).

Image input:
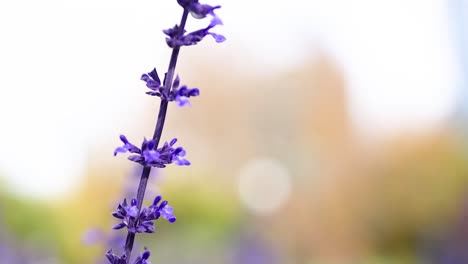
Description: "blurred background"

(1, 0), (468, 263)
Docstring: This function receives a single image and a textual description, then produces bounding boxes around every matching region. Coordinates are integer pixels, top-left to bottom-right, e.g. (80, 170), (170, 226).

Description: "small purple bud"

(153, 195), (162, 206)
(113, 222), (127, 230)
(158, 200), (168, 210)
(142, 249), (150, 259)
(148, 68), (160, 84)
(120, 135), (129, 144)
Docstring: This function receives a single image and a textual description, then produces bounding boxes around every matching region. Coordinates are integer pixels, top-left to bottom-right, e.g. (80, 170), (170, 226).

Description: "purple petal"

(141, 138), (149, 150)
(141, 74), (151, 82)
(209, 15), (223, 27)
(147, 140), (155, 150)
(112, 212), (125, 219)
(146, 91), (161, 96)
(143, 149), (161, 164)
(105, 249), (115, 263)
(145, 80), (161, 89)
(153, 195), (162, 206)
(142, 249), (151, 260)
(188, 88), (200, 97)
(116, 135), (141, 154)
(190, 4), (221, 19)
(114, 146), (128, 156)
(158, 200), (168, 210)
(209, 32), (226, 43)
(120, 135), (129, 144)
(175, 95), (191, 107)
(140, 221), (155, 233)
(161, 205), (176, 223)
(148, 68), (160, 84)
(133, 248), (151, 264)
(128, 155), (144, 163)
(175, 158), (191, 166)
(174, 147), (186, 156)
(128, 207), (138, 219)
(112, 222), (127, 230)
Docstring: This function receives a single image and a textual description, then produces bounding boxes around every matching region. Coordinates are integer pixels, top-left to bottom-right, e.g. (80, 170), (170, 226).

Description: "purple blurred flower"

(114, 136), (190, 167)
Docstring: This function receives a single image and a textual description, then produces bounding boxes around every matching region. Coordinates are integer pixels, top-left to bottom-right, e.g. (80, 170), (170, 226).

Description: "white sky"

(0, 0), (462, 198)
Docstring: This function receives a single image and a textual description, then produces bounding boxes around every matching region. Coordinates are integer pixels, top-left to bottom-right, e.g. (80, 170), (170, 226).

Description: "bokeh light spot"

(237, 157), (291, 215)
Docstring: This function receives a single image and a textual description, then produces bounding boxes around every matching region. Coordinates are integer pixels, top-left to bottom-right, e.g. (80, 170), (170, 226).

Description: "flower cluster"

(141, 69), (200, 107)
(112, 196), (176, 233)
(164, 17), (225, 48)
(114, 135), (190, 167)
(164, 0), (225, 48)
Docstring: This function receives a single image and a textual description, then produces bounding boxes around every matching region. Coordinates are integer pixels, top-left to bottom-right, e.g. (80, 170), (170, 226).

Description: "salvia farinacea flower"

(114, 135), (190, 167)
(141, 69), (200, 107)
(112, 196), (176, 233)
(106, 0), (224, 262)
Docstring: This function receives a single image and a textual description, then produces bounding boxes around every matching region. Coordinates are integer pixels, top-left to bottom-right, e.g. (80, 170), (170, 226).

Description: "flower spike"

(106, 0), (224, 261)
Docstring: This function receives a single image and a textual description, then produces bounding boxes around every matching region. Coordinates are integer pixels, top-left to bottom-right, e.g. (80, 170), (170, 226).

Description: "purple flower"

(170, 75), (200, 107)
(160, 205), (177, 222)
(114, 135), (140, 156)
(173, 0), (225, 47)
(164, 15), (225, 48)
(112, 198), (138, 231)
(163, 25), (186, 48)
(106, 249), (127, 264)
(141, 68), (163, 97)
(112, 195), (176, 234)
(189, 3), (220, 19)
(177, 0), (220, 19)
(142, 70), (200, 107)
(114, 136), (190, 167)
(133, 249), (151, 264)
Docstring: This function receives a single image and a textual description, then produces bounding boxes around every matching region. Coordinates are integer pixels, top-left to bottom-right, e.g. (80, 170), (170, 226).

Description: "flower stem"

(123, 9), (189, 263)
